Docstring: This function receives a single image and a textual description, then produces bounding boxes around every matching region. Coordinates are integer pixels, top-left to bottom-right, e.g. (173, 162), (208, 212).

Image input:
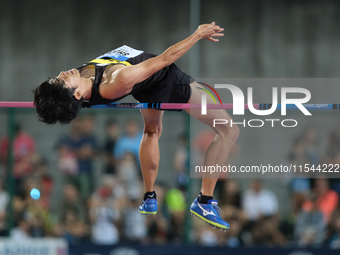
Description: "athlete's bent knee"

(217, 124), (239, 143)
(231, 124), (240, 141)
(144, 123), (163, 138)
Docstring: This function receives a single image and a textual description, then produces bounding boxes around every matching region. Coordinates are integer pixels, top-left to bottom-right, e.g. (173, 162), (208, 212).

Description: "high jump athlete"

(33, 22), (239, 230)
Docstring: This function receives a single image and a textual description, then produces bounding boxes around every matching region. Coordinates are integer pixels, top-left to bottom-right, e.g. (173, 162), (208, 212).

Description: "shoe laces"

(210, 201), (224, 216)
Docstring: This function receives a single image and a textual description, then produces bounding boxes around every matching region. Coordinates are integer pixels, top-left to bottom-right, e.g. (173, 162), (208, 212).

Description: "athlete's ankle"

(143, 191), (157, 201)
(198, 192), (213, 204)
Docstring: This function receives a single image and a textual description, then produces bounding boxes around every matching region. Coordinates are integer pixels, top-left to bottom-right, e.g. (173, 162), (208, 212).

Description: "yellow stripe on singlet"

(88, 58), (132, 66)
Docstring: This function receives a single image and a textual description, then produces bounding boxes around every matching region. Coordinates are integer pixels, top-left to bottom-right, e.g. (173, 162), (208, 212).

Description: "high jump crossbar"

(0, 102), (340, 110)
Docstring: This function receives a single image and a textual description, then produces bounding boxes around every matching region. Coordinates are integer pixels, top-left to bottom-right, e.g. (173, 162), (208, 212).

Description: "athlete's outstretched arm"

(101, 22), (224, 98)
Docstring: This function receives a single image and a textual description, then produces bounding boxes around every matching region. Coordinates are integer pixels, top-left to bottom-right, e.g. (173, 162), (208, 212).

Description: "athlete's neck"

(82, 77), (94, 100)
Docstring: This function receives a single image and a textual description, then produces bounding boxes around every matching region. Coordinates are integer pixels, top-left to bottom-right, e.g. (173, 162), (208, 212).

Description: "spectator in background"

(82, 114), (96, 138)
(195, 216), (243, 247)
(224, 218), (243, 247)
(324, 124), (340, 194)
(325, 123), (340, 160)
(250, 216), (286, 246)
(31, 157), (53, 211)
(303, 127), (319, 165)
(57, 184), (86, 224)
(56, 118), (81, 185)
(123, 186), (148, 242)
(147, 183), (168, 244)
(56, 116), (97, 199)
(174, 133), (189, 189)
(288, 137), (312, 215)
(0, 123), (37, 190)
(289, 127), (319, 166)
(219, 180), (243, 213)
(0, 180), (9, 236)
(26, 198), (54, 237)
(241, 179), (285, 246)
(288, 138), (312, 215)
(80, 114), (98, 196)
(303, 178), (338, 223)
(62, 210), (89, 244)
(66, 221), (89, 244)
(89, 185), (120, 245)
(103, 119), (120, 175)
(88, 176), (126, 244)
(287, 127), (320, 215)
(13, 177), (39, 221)
(242, 179), (279, 222)
(197, 226), (219, 246)
(330, 212), (340, 249)
(89, 175), (126, 212)
(218, 180), (247, 239)
(27, 213), (45, 237)
(10, 216), (30, 240)
(166, 188), (186, 242)
(114, 119), (142, 162)
(295, 200), (326, 247)
(117, 152), (140, 198)
(13, 176), (54, 238)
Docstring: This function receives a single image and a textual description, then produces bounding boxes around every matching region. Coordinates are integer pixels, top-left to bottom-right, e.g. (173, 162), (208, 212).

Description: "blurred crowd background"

(0, 115), (339, 248)
(1, 0), (340, 250)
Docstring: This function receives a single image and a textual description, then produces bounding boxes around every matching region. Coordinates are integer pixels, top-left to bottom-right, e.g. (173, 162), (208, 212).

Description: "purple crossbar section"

(0, 102), (34, 108)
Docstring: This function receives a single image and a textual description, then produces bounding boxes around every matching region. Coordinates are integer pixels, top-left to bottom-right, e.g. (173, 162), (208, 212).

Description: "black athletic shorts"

(126, 53), (194, 109)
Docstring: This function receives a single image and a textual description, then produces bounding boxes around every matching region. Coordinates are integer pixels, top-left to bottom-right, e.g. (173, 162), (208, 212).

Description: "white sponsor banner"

(0, 238), (67, 255)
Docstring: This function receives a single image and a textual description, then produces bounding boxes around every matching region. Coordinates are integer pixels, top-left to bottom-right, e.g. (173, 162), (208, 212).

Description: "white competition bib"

(96, 45), (144, 61)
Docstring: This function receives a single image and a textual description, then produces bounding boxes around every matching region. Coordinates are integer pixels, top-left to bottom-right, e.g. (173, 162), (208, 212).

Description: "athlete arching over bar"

(33, 22), (239, 230)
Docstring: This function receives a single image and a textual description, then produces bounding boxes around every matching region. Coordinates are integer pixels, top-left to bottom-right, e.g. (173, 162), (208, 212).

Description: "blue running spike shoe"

(190, 198), (229, 230)
(139, 198), (158, 215)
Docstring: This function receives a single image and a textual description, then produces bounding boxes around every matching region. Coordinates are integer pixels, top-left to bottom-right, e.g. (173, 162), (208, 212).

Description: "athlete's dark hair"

(33, 78), (83, 125)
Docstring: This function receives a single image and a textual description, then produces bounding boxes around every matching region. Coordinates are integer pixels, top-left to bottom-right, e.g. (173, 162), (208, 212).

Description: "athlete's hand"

(195, 22), (224, 42)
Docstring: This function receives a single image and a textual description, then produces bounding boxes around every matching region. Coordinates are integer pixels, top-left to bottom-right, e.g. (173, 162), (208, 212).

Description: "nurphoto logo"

(199, 83), (312, 128)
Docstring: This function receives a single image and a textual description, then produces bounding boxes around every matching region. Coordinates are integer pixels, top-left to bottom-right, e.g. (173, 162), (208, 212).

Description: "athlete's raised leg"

(138, 108), (164, 215)
(186, 81), (239, 195)
(186, 81), (239, 230)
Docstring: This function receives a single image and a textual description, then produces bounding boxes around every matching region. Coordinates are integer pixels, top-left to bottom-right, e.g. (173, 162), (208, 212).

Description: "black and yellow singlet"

(79, 45), (193, 111)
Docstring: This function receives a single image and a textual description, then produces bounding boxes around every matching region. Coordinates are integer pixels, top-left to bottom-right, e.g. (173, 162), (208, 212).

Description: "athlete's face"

(56, 68), (82, 89)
